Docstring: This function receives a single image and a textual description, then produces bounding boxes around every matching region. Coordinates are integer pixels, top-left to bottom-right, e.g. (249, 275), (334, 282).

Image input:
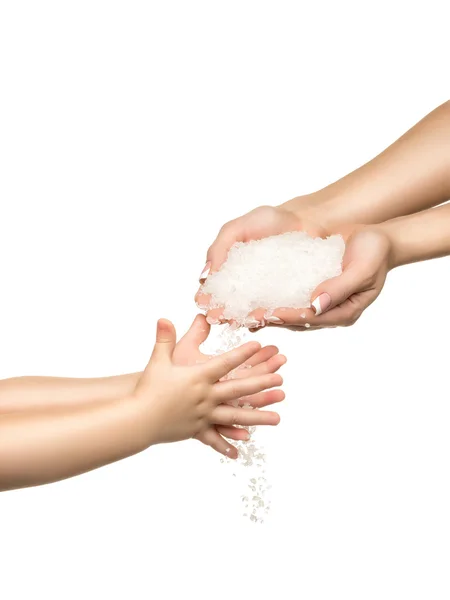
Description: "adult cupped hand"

(195, 205), (325, 323)
(196, 207), (392, 330)
(262, 226), (393, 331)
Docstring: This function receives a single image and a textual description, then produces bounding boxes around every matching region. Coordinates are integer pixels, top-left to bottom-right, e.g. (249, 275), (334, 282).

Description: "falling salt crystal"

(305, 323), (310, 328)
(198, 234), (345, 522)
(201, 323), (273, 524)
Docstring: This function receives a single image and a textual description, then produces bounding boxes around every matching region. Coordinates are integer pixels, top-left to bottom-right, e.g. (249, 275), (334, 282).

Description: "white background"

(1, 2), (450, 599)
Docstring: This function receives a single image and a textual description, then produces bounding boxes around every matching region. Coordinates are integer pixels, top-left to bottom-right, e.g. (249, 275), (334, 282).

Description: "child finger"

(237, 389), (285, 408)
(196, 427), (238, 459)
(215, 426), (251, 441)
(214, 373), (282, 403)
(204, 341), (262, 381)
(211, 406), (281, 427)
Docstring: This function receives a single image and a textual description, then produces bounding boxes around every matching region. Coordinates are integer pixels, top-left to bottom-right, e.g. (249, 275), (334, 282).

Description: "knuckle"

(220, 221), (234, 234)
(221, 355), (234, 373)
(228, 383), (240, 399)
(231, 411), (240, 426)
(361, 273), (375, 288)
(343, 311), (361, 327)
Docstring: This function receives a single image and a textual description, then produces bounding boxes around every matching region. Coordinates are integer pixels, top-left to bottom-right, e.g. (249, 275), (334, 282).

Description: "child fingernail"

(267, 316), (284, 324)
(225, 447), (238, 459)
(311, 292), (331, 316)
(206, 316), (219, 325)
(199, 261), (211, 283)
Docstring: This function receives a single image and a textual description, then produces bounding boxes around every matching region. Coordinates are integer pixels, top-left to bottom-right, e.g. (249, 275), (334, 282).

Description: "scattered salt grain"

(305, 323), (310, 328)
(200, 324), (272, 524)
(201, 231), (344, 325)
(198, 232), (345, 521)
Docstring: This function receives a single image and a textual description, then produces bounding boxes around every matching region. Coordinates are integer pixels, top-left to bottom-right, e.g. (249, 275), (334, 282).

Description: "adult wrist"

(374, 219), (408, 270)
(280, 191), (348, 234)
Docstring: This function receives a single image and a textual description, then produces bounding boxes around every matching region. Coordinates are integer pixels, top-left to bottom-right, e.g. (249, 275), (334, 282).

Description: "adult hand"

(195, 204), (325, 321)
(259, 225), (392, 331)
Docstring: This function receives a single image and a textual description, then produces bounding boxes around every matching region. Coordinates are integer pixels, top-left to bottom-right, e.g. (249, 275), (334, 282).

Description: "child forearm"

(283, 101), (450, 229)
(0, 395), (152, 491)
(0, 373), (141, 414)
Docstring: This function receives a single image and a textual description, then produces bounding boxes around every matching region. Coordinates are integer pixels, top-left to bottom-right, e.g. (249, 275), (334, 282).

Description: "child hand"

(173, 314), (286, 456)
(133, 319), (283, 457)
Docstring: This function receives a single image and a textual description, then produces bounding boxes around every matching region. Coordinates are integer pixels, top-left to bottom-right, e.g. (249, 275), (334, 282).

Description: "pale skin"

(0, 315), (285, 492)
(197, 100), (450, 330)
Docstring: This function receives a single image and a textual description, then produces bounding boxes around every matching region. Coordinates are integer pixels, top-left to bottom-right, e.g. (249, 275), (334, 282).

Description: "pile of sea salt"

(201, 231), (345, 326)
(199, 231), (345, 523)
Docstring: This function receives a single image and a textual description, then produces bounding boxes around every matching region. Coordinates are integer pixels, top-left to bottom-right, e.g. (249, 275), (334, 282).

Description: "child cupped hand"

(0, 315), (285, 491)
(135, 314), (286, 459)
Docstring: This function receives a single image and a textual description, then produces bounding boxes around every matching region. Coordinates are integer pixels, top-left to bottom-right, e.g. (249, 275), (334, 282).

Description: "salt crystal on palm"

(201, 231), (344, 324)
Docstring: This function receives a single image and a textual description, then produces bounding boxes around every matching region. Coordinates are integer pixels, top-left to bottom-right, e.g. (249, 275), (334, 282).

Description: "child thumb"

(151, 319), (177, 361)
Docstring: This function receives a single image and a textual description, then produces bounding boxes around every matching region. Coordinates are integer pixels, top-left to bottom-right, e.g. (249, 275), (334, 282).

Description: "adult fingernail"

(266, 316), (284, 324)
(243, 431), (250, 441)
(206, 316), (219, 325)
(311, 292), (331, 316)
(245, 318), (261, 328)
(199, 261), (211, 283)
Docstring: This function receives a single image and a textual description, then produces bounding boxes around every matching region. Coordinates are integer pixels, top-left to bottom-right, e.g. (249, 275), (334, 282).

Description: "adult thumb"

(151, 319), (177, 361)
(311, 266), (365, 316)
(200, 225), (238, 282)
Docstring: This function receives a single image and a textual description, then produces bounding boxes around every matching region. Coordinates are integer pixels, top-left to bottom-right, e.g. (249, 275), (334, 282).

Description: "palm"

(173, 335), (205, 367)
(284, 226), (392, 330)
(342, 226), (391, 291)
(197, 206), (326, 319)
(172, 315), (286, 455)
(245, 226), (391, 331)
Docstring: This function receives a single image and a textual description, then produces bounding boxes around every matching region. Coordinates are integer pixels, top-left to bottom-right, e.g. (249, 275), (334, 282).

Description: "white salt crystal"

(201, 323), (273, 524)
(201, 231), (344, 324)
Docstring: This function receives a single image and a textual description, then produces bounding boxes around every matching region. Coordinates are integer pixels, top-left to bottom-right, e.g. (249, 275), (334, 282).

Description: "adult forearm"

(283, 101), (450, 229)
(378, 202), (450, 268)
